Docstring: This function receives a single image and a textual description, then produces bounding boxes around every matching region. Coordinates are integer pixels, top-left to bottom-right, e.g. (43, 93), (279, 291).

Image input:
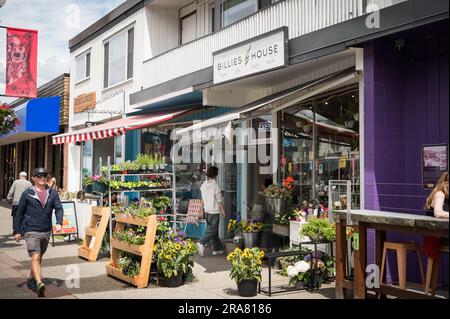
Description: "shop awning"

(52, 110), (187, 145)
(175, 68), (359, 135)
(0, 97), (60, 146)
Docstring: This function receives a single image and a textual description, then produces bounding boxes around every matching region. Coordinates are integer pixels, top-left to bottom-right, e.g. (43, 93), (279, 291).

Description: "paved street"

(0, 206), (334, 299)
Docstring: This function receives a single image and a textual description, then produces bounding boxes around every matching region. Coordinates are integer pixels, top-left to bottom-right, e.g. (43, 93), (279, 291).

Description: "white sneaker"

(196, 242), (205, 257)
(212, 250), (224, 256)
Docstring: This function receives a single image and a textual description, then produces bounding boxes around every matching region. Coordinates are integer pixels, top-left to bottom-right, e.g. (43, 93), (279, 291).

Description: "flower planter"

(237, 279), (258, 297)
(265, 197), (289, 215)
(182, 272), (194, 283)
(242, 232), (259, 249)
(163, 272), (183, 287)
(82, 184), (93, 194)
(295, 280), (306, 290)
(92, 182), (108, 193)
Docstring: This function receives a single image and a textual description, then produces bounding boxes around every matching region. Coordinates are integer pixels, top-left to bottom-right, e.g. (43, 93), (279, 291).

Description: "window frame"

(75, 49), (91, 84)
(103, 25), (135, 90)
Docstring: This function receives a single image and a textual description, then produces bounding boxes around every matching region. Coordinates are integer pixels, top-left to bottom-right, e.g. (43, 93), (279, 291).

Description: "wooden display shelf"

(110, 238), (144, 256)
(78, 206), (110, 262)
(114, 214), (148, 226)
(106, 264), (140, 286)
(107, 214), (157, 288)
(85, 227), (97, 237)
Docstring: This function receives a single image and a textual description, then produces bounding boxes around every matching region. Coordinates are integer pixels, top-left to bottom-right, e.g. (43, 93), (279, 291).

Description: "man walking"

(7, 171), (32, 217)
(13, 167), (63, 297)
(197, 166), (226, 257)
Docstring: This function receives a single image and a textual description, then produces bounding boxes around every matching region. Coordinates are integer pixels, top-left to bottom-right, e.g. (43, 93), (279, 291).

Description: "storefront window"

(223, 0), (258, 27)
(115, 136), (123, 164)
(35, 138), (45, 168)
(281, 86), (360, 209)
(82, 140), (93, 178)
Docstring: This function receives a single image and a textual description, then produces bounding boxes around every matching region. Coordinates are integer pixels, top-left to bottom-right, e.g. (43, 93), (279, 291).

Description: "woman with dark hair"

(196, 166), (226, 257)
(47, 172), (58, 191)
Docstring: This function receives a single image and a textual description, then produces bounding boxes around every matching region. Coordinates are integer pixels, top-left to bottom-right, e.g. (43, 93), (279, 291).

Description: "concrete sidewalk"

(0, 206), (334, 299)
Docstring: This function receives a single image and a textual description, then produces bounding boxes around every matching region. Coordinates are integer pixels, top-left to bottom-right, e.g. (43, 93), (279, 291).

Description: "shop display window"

(281, 86), (360, 209)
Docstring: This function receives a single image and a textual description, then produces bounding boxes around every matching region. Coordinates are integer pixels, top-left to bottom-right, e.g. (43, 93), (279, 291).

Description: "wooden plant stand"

(78, 206), (110, 262)
(106, 214), (157, 288)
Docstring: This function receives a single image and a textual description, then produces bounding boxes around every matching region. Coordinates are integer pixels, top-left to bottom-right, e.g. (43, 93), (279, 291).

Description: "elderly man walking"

(13, 167), (63, 297)
(7, 171), (32, 217)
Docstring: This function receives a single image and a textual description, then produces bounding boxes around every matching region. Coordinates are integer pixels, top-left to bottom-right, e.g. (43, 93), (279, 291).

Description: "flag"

(5, 27), (38, 98)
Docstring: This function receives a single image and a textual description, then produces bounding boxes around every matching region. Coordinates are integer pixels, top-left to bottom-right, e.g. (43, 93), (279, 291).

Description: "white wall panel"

(142, 0), (405, 89)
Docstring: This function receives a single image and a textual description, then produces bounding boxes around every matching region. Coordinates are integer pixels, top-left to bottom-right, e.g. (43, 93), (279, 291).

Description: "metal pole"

(108, 156), (112, 255)
(172, 126), (177, 230)
(312, 102), (317, 201)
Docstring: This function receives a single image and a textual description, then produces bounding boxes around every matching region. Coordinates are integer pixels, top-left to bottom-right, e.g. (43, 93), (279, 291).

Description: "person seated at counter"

(102, 193), (118, 206)
(423, 171), (449, 261)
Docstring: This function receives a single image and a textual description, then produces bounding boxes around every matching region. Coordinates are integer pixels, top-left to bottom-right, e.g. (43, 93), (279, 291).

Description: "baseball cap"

(32, 167), (48, 177)
(19, 171), (27, 177)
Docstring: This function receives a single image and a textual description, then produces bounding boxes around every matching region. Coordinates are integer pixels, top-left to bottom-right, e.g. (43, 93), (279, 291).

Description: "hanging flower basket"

(0, 104), (20, 135)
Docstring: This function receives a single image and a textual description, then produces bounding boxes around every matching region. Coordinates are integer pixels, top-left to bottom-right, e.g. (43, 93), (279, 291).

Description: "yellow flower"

(174, 244), (181, 250)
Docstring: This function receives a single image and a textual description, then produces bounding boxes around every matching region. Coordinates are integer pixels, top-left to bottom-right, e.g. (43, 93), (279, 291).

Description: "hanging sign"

(4, 27), (38, 98)
(213, 27), (288, 84)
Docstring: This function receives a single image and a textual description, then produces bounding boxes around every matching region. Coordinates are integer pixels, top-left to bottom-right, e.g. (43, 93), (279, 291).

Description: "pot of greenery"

(117, 254), (141, 278)
(300, 217), (336, 243)
(227, 247), (264, 297)
(260, 185), (292, 215)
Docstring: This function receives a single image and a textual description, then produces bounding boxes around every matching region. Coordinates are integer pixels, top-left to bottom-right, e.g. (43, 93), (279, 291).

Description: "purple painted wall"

(364, 21), (449, 288)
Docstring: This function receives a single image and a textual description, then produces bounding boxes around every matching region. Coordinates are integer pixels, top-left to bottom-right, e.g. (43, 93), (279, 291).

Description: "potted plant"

(227, 247), (264, 297)
(117, 254), (141, 277)
(301, 217), (336, 243)
(260, 184), (292, 215)
(228, 219), (264, 249)
(136, 153), (148, 172)
(154, 229), (196, 288)
(82, 176), (94, 194)
(0, 104), (20, 135)
(150, 196), (172, 214)
(287, 260), (311, 289)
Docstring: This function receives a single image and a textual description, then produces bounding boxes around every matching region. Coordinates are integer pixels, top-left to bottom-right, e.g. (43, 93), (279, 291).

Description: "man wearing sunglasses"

(13, 167), (63, 297)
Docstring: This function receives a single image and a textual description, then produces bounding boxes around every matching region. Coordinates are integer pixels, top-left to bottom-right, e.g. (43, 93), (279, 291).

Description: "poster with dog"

(5, 27), (38, 98)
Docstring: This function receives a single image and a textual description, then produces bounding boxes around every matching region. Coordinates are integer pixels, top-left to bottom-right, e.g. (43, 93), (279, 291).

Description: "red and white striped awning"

(52, 111), (186, 145)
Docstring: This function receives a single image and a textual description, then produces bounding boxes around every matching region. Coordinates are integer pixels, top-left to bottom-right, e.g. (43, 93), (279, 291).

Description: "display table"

(334, 210), (449, 299)
(259, 240), (333, 296)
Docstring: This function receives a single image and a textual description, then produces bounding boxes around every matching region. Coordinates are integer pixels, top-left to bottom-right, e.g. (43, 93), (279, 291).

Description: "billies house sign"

(213, 27), (288, 85)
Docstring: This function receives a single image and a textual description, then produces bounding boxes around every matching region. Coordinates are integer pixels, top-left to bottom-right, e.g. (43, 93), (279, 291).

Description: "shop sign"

(213, 27), (288, 84)
(52, 201), (78, 236)
(85, 121), (97, 128)
(258, 121), (272, 132)
(422, 144), (448, 189)
(74, 92), (96, 113)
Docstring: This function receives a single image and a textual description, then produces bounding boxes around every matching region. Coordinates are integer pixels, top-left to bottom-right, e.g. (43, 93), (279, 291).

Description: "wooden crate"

(106, 214), (157, 288)
(78, 206), (110, 262)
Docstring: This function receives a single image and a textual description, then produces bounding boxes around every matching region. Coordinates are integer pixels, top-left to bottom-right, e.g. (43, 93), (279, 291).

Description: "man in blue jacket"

(13, 167), (63, 297)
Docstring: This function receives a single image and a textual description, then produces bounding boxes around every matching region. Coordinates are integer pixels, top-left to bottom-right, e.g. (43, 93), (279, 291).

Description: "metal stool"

(380, 242), (425, 289)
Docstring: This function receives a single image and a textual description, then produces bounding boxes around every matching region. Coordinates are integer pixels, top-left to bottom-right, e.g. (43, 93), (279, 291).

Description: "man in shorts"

(13, 167), (63, 297)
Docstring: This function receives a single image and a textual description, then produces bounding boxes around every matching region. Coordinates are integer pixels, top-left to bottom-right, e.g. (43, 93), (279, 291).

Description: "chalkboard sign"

(51, 201), (79, 246)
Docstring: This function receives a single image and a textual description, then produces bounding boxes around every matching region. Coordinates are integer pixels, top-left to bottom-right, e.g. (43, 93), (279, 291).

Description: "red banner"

(5, 27), (38, 98)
